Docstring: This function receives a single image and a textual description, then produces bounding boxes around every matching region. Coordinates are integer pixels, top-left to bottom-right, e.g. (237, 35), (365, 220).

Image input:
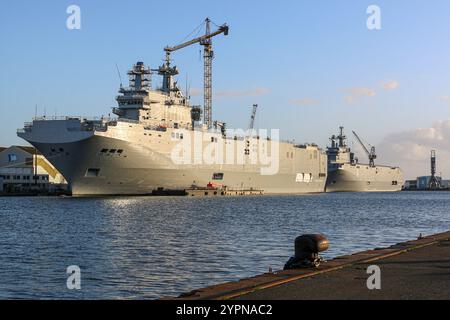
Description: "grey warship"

(17, 20), (328, 195)
(325, 126), (403, 192)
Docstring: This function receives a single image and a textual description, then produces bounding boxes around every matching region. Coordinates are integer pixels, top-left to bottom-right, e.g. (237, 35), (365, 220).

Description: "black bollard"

(284, 234), (329, 269)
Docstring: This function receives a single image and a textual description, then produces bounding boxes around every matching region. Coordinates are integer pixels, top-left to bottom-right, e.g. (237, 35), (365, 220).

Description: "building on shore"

(403, 176), (450, 190)
(0, 145), (67, 193)
(403, 179), (418, 190)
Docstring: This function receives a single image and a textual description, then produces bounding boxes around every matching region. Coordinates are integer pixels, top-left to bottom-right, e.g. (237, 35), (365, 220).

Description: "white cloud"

(343, 87), (376, 104)
(290, 98), (318, 106)
(440, 96), (450, 104)
(381, 80), (399, 90)
(377, 119), (450, 179)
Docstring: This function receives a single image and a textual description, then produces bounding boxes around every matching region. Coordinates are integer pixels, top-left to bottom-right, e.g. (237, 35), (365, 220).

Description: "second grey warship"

(325, 127), (403, 192)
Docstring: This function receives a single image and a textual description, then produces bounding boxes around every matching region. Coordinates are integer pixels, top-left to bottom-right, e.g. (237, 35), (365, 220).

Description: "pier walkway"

(176, 231), (450, 300)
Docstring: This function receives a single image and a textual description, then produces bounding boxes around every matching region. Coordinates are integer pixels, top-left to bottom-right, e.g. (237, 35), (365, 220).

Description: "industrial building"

(0, 145), (67, 194)
(404, 176), (450, 190)
(403, 150), (449, 190)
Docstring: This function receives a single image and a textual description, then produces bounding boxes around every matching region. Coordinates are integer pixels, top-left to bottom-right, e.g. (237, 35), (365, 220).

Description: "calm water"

(0, 192), (449, 299)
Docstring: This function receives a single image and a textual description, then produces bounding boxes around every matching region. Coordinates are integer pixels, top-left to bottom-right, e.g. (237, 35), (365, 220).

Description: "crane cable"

(176, 19), (206, 46)
(209, 19), (223, 29)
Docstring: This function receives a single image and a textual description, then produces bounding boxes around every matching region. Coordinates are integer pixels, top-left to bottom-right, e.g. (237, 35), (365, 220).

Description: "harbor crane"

(245, 104), (258, 155)
(248, 104), (258, 133)
(428, 150), (441, 189)
(352, 130), (377, 167)
(164, 18), (229, 129)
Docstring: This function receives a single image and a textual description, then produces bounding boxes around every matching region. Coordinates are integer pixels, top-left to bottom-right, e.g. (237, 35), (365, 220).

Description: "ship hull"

(326, 164), (403, 192)
(20, 122), (327, 195)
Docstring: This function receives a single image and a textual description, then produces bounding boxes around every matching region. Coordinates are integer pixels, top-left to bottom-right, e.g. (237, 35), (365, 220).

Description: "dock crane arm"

(352, 130), (377, 167)
(164, 24), (229, 53)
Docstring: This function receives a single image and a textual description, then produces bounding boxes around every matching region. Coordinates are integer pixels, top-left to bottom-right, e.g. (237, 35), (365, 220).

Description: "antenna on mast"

(185, 73), (189, 99)
(115, 63), (123, 88)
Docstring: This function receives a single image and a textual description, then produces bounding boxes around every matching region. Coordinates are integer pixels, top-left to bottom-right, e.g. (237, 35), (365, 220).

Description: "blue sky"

(1, 1), (450, 178)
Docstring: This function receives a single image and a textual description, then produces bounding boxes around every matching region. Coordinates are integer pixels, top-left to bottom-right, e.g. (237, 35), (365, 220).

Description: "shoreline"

(1, 189), (449, 197)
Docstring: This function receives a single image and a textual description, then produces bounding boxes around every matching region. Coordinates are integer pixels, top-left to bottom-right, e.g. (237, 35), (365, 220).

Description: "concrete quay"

(176, 231), (450, 300)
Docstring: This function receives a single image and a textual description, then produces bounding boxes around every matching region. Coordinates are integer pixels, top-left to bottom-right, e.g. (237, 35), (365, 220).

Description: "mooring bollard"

(284, 234), (329, 269)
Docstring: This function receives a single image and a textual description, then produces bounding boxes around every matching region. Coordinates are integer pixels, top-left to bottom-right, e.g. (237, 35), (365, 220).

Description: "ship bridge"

(115, 62), (152, 109)
(113, 61), (193, 130)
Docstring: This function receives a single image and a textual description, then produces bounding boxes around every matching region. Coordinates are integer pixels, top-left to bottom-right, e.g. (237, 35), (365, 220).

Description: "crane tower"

(428, 150), (440, 189)
(245, 104), (258, 155)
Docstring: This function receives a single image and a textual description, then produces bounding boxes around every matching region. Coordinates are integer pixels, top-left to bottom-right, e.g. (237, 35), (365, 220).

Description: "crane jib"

(164, 25), (229, 53)
(352, 130), (377, 166)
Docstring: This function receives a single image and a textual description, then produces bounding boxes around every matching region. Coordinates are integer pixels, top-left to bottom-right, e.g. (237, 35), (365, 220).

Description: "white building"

(0, 145), (67, 192)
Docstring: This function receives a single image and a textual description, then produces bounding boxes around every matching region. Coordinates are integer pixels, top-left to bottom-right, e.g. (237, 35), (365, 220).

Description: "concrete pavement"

(176, 231), (450, 300)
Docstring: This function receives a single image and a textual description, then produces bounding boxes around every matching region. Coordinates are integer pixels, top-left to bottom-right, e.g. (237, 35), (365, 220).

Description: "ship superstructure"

(325, 127), (403, 192)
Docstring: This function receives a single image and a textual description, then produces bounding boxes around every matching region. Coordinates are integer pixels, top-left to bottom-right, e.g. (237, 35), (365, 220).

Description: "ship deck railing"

(32, 116), (109, 122)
